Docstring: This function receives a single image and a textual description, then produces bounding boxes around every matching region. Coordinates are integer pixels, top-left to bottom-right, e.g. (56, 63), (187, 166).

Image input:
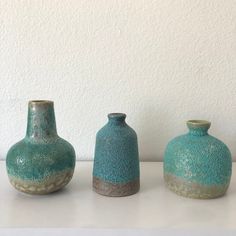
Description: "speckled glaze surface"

(6, 100), (76, 194)
(164, 120), (232, 199)
(93, 113), (140, 197)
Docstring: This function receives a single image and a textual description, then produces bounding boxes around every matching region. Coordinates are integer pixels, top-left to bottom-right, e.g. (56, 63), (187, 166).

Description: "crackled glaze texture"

(164, 120), (232, 199)
(6, 100), (76, 194)
(93, 113), (140, 197)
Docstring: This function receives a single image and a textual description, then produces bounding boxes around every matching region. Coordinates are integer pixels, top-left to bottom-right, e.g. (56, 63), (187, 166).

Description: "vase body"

(93, 113), (140, 197)
(164, 120), (232, 199)
(6, 100), (76, 194)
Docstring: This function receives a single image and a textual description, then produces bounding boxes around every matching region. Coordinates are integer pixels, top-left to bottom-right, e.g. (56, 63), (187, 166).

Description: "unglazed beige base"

(8, 170), (74, 195)
(93, 177), (140, 197)
(164, 174), (229, 199)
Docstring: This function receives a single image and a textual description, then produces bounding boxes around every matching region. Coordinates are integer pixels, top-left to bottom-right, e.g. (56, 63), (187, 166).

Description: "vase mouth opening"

(187, 120), (211, 129)
(29, 100), (54, 105)
(108, 113), (126, 121)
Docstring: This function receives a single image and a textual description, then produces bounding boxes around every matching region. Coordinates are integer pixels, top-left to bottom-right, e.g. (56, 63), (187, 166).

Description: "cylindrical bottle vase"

(93, 113), (140, 197)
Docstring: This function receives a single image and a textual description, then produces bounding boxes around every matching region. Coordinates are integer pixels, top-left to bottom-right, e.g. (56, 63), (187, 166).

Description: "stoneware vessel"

(164, 120), (232, 199)
(93, 113), (140, 197)
(6, 100), (76, 194)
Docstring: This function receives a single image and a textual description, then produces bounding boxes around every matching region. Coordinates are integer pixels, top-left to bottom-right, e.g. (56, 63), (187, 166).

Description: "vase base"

(164, 173), (229, 199)
(8, 169), (74, 195)
(93, 177), (140, 197)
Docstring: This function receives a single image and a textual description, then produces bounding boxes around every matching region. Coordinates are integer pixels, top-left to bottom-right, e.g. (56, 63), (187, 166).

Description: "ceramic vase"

(164, 120), (232, 199)
(6, 100), (76, 194)
(93, 113), (140, 197)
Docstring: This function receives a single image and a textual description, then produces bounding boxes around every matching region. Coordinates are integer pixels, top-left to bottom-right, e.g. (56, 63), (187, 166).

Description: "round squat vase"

(164, 120), (232, 199)
(6, 100), (76, 194)
(93, 113), (140, 197)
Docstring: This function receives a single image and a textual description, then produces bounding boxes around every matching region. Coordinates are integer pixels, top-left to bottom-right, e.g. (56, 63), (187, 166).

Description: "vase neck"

(26, 100), (58, 140)
(187, 120), (211, 136)
(107, 113), (126, 126)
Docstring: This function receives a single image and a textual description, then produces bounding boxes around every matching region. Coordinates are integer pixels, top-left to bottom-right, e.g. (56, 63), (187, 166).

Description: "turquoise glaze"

(93, 113), (140, 196)
(164, 120), (232, 199)
(6, 100), (76, 194)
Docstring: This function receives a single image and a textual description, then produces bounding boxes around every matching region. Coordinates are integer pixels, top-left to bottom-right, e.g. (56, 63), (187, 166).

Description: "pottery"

(6, 100), (76, 194)
(93, 113), (140, 197)
(164, 120), (232, 199)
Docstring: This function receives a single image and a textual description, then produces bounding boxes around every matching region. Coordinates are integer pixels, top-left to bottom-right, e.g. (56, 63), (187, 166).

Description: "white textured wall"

(0, 0), (235, 161)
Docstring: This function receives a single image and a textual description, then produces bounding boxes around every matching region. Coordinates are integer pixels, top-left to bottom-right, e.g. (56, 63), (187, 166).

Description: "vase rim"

(187, 120), (211, 128)
(29, 100), (54, 105)
(108, 113), (126, 119)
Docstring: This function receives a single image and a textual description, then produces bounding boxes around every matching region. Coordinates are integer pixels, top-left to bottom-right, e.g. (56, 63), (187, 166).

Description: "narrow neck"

(26, 101), (58, 140)
(108, 113), (126, 126)
(187, 120), (211, 136)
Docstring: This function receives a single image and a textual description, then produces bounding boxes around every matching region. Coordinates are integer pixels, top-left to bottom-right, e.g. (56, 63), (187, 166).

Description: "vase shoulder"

(97, 123), (137, 139)
(166, 133), (231, 157)
(6, 137), (76, 181)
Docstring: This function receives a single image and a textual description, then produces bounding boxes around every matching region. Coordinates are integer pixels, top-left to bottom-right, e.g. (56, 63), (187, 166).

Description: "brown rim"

(187, 120), (211, 128)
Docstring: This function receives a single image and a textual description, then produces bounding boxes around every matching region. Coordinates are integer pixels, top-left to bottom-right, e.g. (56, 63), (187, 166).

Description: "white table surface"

(0, 161), (236, 233)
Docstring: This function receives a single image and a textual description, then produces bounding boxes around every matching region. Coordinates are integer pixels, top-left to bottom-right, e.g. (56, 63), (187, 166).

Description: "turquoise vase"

(93, 113), (140, 197)
(6, 100), (76, 194)
(164, 120), (232, 199)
